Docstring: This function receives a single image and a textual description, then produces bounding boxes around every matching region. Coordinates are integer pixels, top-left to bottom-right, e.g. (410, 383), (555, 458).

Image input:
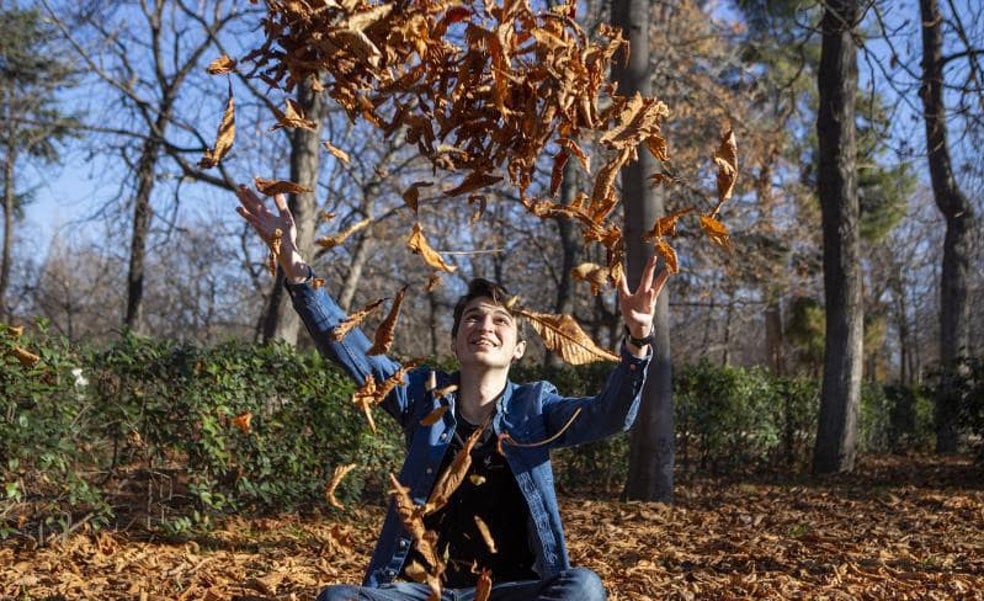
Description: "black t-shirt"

(400, 411), (538, 587)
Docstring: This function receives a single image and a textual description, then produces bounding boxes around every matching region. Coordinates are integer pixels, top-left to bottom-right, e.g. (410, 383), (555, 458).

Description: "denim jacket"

(286, 279), (651, 587)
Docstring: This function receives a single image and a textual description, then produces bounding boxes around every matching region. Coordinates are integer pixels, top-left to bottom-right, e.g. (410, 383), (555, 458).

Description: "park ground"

(2, 454), (982, 600)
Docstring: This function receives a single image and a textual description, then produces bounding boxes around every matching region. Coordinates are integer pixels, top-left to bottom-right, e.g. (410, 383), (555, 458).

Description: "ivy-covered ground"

(2, 455), (982, 600)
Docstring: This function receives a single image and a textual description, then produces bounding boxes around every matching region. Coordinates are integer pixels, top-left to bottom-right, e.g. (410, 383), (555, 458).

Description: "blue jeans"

(316, 567), (606, 601)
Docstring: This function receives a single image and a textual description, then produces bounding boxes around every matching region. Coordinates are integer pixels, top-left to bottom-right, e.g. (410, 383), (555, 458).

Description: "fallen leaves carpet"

(2, 455), (981, 600)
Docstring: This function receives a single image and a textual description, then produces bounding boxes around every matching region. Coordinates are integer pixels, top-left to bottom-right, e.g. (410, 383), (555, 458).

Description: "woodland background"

(1, 0), (983, 598)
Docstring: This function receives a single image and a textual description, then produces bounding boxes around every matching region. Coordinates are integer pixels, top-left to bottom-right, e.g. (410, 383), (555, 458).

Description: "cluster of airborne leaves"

(201, 0), (738, 325)
(198, 2), (738, 598)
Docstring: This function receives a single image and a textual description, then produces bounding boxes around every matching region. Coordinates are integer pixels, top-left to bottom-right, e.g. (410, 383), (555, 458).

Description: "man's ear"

(512, 339), (527, 361)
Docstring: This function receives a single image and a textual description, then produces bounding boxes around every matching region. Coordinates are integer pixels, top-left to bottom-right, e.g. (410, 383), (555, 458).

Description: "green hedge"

(1, 324), (974, 540)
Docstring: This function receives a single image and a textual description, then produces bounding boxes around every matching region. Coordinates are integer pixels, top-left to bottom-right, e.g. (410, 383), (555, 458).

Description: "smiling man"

(236, 186), (668, 601)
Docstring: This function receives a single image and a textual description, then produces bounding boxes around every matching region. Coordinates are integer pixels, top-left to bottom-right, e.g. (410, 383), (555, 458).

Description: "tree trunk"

(918, 0), (976, 453)
(124, 134), (161, 334)
(546, 160), (582, 368)
(813, 0), (863, 474)
(262, 78), (326, 344)
(0, 146), (14, 323)
(615, 0), (674, 503)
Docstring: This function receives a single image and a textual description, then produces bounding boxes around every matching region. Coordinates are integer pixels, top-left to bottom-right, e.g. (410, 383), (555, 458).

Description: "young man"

(236, 186), (668, 601)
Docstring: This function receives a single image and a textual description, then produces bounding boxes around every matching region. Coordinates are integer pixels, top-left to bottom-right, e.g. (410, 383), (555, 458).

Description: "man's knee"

(316, 584), (362, 601)
(563, 567), (606, 601)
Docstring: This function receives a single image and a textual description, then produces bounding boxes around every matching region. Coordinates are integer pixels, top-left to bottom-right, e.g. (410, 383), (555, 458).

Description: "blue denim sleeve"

(540, 343), (651, 448)
(284, 277), (413, 425)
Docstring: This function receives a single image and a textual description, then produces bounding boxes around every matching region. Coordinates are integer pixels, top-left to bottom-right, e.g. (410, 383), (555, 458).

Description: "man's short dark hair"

(451, 278), (525, 340)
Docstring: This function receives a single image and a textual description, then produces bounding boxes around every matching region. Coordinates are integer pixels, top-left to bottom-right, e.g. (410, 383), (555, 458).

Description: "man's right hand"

(235, 185), (310, 283)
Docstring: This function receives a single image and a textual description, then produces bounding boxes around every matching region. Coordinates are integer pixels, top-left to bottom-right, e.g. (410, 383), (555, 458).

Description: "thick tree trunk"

(614, 0), (674, 503)
(124, 135), (161, 334)
(918, 0), (975, 453)
(546, 160), (582, 368)
(262, 78), (326, 344)
(0, 148), (14, 323)
(813, 0), (863, 474)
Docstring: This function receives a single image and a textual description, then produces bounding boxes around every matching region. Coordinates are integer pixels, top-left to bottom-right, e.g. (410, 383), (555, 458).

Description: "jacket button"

(385, 569), (396, 577)
(399, 539), (409, 549)
(440, 432), (448, 441)
(425, 467), (433, 474)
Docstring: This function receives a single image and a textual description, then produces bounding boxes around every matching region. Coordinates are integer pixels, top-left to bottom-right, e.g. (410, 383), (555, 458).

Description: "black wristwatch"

(624, 325), (656, 347)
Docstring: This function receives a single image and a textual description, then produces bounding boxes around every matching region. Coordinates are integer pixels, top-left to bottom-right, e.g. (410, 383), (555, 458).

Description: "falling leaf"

(419, 405), (449, 426)
(254, 177), (312, 196)
(515, 309), (619, 365)
(316, 217), (372, 250)
(432, 384), (458, 399)
(425, 424), (484, 515)
(332, 298), (386, 342)
(232, 411), (252, 434)
(406, 223), (457, 272)
(205, 55), (237, 75)
(426, 273), (443, 291)
(323, 141), (350, 165)
(571, 263), (612, 295)
(711, 128), (738, 213)
(350, 360), (422, 432)
(475, 568), (493, 601)
(6, 325), (24, 338)
(11, 346), (40, 367)
(473, 516), (497, 553)
(444, 171), (503, 198)
(325, 463), (357, 509)
(367, 285), (409, 355)
(271, 98), (318, 131)
(198, 83), (235, 169)
(402, 181), (433, 213)
(653, 238), (680, 274)
(699, 214), (733, 252)
(642, 207), (695, 241)
(469, 474), (486, 486)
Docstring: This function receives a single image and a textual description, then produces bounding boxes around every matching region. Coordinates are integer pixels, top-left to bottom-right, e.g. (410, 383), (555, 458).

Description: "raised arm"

(235, 185), (417, 425)
(618, 255), (669, 357)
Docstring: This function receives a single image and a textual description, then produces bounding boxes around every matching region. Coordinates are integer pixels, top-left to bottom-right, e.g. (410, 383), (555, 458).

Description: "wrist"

(623, 324), (655, 347)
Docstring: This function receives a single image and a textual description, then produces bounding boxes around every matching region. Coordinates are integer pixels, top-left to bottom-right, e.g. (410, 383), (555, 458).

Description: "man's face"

(453, 297), (526, 369)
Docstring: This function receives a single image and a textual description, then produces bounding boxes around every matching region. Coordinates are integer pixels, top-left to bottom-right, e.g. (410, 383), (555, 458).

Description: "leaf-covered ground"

(3, 455), (982, 600)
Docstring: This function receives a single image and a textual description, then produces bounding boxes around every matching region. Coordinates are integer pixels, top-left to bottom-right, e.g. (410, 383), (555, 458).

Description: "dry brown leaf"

(231, 411), (252, 434)
(205, 55), (236, 75)
(473, 516), (497, 554)
(432, 384), (458, 399)
(406, 223), (457, 273)
(12, 346), (40, 367)
(332, 298), (386, 342)
(654, 238), (680, 274)
(316, 217), (372, 250)
(271, 98), (318, 131)
(254, 177), (313, 196)
(475, 568), (493, 601)
(198, 85), (235, 169)
(425, 424), (484, 515)
(699, 214), (733, 252)
(516, 309), (619, 365)
(325, 463), (357, 509)
(712, 128), (738, 212)
(571, 263), (612, 295)
(642, 207), (695, 241)
(402, 181), (433, 213)
(323, 141), (351, 165)
(367, 285), (408, 355)
(444, 171), (503, 198)
(419, 405), (449, 426)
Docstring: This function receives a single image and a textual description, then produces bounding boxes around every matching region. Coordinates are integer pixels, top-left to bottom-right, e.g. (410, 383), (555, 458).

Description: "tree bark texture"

(0, 146), (14, 322)
(813, 0), (863, 474)
(613, 0), (674, 503)
(262, 77), (327, 344)
(124, 133), (162, 334)
(918, 0), (976, 453)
